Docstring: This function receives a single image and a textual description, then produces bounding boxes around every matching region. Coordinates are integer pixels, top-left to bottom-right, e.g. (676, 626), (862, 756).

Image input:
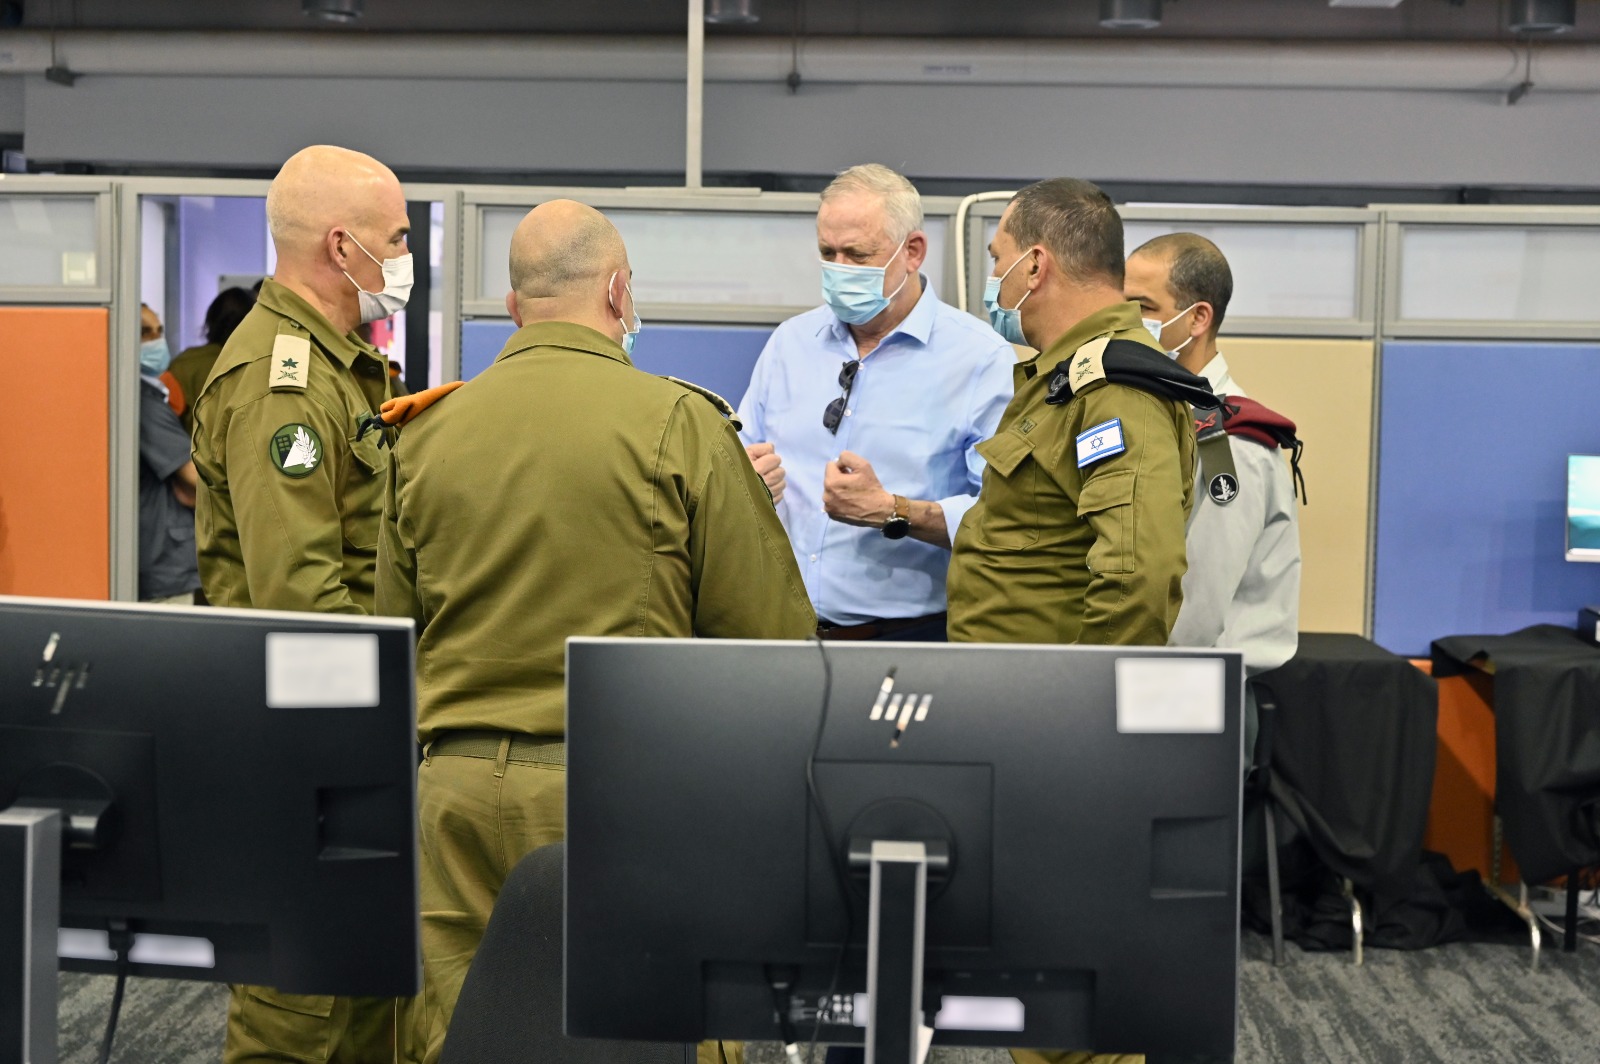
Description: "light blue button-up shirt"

(737, 280), (1015, 625)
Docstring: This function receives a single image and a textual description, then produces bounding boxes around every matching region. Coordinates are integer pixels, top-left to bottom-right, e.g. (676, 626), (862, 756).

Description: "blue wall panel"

(1374, 342), (1600, 655)
(459, 320), (771, 407)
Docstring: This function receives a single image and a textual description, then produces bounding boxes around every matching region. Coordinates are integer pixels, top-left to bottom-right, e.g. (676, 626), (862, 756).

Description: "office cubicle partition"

(9, 172), (1599, 643)
(1373, 208), (1600, 655)
(0, 178), (116, 600)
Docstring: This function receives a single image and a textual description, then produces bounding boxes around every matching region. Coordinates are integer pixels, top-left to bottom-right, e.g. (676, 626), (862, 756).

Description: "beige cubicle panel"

(1216, 337), (1375, 635)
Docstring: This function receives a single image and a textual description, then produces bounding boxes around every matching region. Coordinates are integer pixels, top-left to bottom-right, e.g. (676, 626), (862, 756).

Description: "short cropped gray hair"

(820, 164), (924, 245)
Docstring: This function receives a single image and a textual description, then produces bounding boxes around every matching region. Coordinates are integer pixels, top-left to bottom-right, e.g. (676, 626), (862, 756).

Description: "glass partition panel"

(0, 195), (100, 287)
(1120, 222), (1361, 320)
(478, 207), (947, 307)
(1397, 225), (1600, 323)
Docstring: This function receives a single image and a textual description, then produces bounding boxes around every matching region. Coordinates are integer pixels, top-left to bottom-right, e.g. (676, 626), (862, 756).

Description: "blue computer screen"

(1567, 454), (1600, 561)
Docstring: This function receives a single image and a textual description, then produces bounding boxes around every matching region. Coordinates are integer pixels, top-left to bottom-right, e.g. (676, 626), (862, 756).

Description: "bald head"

(508, 200), (627, 301)
(266, 145), (406, 260)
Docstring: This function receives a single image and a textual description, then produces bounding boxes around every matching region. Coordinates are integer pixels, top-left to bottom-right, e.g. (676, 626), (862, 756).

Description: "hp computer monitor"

(565, 638), (1243, 1061)
(0, 596), (420, 997)
(1567, 454), (1600, 563)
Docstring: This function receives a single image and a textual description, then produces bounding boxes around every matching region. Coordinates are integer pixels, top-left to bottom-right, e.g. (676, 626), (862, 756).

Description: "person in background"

(163, 285), (257, 433)
(737, 164), (1014, 642)
(1125, 233), (1302, 755)
(190, 143), (411, 1064)
(377, 199), (814, 1064)
(136, 302), (201, 604)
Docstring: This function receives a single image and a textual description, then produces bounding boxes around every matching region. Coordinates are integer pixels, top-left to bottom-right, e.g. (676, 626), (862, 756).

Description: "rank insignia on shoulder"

(270, 333), (311, 391)
(662, 375), (742, 432)
(270, 423), (323, 478)
(1075, 417), (1126, 469)
(1045, 335), (1112, 406)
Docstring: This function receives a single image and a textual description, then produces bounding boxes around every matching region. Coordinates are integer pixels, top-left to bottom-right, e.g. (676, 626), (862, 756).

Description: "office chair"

(439, 841), (696, 1064)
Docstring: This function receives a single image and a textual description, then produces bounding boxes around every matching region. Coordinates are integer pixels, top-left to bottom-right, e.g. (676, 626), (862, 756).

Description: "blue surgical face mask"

(820, 237), (909, 326)
(139, 337), (172, 377)
(611, 271), (642, 356)
(1141, 303), (1198, 360)
(985, 252), (1032, 347)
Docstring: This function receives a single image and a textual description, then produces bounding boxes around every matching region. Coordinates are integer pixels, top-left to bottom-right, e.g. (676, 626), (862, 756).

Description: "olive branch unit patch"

(271, 423), (323, 478)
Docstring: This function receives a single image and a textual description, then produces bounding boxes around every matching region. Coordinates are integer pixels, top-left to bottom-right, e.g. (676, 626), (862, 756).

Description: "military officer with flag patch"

(947, 178), (1219, 651)
(190, 144), (413, 1063)
(946, 177), (1224, 1064)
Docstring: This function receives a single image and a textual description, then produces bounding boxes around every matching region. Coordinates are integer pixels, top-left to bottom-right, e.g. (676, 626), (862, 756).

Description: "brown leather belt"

(425, 729), (566, 767)
(816, 612), (947, 641)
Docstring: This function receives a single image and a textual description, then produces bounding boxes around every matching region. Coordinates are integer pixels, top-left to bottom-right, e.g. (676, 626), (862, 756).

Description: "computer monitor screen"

(565, 638), (1243, 1059)
(0, 596), (420, 997)
(1567, 455), (1600, 562)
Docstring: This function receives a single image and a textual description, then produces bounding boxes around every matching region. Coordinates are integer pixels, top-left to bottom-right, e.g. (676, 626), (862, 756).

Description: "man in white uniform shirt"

(1126, 232), (1303, 753)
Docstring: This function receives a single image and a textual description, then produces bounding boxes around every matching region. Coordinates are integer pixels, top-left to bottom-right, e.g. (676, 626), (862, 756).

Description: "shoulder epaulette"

(1046, 337), (1220, 410)
(269, 320), (312, 392)
(662, 375), (742, 432)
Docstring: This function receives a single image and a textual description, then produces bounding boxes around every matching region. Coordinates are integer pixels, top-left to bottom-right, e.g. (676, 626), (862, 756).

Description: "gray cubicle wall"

(12, 172), (1598, 629)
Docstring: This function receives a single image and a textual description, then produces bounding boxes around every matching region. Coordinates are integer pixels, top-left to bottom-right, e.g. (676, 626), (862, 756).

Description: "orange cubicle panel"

(0, 307), (110, 599)
(1412, 659), (1519, 886)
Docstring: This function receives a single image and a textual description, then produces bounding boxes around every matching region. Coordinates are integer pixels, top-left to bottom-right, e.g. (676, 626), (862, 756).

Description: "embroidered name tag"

(1076, 418), (1126, 468)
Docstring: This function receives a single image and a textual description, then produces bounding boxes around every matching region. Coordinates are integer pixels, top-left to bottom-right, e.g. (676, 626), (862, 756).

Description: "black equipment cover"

(1431, 625), (1600, 885)
(1254, 633), (1438, 895)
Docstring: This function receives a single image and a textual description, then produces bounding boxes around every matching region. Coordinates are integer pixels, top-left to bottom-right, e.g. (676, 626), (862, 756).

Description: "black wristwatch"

(881, 494), (911, 540)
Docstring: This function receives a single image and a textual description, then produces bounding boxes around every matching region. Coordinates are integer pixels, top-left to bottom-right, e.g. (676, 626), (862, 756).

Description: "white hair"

(820, 164), (924, 244)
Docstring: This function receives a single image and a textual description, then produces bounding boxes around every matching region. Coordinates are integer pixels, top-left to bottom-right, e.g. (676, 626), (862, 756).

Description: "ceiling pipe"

(2, 33), (1600, 93)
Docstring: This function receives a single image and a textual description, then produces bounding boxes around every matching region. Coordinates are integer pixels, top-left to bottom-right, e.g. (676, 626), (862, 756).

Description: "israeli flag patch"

(1076, 418), (1127, 468)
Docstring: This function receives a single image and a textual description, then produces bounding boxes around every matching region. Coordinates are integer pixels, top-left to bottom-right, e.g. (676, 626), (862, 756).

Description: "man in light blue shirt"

(738, 164), (1015, 639)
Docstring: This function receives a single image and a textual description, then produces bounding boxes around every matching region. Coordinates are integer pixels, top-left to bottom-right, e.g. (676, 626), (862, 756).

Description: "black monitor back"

(565, 638), (1242, 1059)
(0, 596), (420, 997)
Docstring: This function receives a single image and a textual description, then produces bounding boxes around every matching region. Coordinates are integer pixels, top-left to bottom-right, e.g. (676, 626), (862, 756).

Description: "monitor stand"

(1, 806), (61, 1064)
(848, 839), (949, 1064)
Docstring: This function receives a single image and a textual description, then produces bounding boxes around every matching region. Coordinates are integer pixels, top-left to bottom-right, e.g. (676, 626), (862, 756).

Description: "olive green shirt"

(947, 302), (1196, 646)
(191, 279), (392, 614)
(165, 342), (222, 435)
(376, 321), (816, 743)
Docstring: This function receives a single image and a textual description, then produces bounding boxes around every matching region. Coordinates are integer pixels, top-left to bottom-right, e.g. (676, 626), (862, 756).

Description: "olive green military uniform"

(950, 302), (1192, 1064)
(193, 280), (394, 615)
(191, 278), (399, 1064)
(166, 341), (223, 434)
(947, 302), (1195, 647)
(376, 321), (816, 1064)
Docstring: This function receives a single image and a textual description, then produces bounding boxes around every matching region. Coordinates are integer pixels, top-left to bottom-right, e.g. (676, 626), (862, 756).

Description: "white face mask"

(341, 230), (414, 325)
(1141, 303), (1199, 360)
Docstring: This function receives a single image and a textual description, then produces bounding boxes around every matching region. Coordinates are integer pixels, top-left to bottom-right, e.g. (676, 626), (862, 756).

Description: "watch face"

(882, 518), (911, 540)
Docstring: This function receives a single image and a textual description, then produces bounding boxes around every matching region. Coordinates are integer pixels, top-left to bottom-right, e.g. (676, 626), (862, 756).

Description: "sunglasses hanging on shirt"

(822, 359), (861, 435)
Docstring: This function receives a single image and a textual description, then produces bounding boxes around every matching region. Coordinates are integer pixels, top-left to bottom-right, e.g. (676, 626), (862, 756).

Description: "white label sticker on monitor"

(850, 994), (1025, 1032)
(265, 633), (380, 708)
(59, 929), (216, 968)
(1114, 657), (1225, 734)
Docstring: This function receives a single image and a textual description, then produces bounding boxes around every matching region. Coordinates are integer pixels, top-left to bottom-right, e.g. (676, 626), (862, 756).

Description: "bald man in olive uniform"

(377, 200), (815, 1064)
(191, 145), (413, 1064)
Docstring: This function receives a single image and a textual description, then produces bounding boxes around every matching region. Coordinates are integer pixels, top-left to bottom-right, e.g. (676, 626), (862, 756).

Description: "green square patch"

(271, 423), (323, 478)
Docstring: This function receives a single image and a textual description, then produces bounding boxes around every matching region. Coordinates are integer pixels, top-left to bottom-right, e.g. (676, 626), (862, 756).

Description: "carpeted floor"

(56, 931), (1600, 1063)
